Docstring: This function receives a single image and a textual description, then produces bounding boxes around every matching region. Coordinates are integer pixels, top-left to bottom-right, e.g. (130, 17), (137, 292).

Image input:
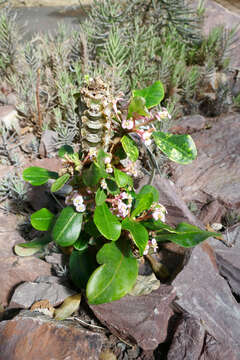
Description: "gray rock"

(0, 310), (104, 360)
(170, 115), (206, 134)
(39, 130), (58, 158)
(9, 279), (76, 309)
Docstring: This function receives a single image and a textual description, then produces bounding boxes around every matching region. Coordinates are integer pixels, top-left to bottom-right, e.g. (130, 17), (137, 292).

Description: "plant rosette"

(22, 81), (218, 305)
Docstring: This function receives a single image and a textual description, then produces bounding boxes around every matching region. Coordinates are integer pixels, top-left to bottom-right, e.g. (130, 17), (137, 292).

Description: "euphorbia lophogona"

(22, 79), (218, 304)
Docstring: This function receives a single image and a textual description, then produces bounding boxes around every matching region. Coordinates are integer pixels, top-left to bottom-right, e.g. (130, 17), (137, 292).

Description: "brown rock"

(171, 115), (206, 134)
(23, 157), (62, 173)
(199, 200), (226, 225)
(0, 310), (104, 360)
(0, 256), (51, 307)
(210, 224), (240, 296)
(200, 334), (239, 360)
(171, 114), (240, 209)
(90, 285), (176, 351)
(39, 130), (58, 158)
(0, 214), (24, 257)
(167, 315), (205, 360)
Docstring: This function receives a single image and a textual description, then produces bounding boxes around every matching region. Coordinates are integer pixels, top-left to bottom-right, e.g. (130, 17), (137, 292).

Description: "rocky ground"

(0, 1), (240, 359)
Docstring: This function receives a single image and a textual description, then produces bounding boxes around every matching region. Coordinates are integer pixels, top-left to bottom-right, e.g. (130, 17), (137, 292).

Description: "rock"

(200, 334), (239, 360)
(0, 310), (104, 360)
(171, 114), (240, 209)
(0, 256), (51, 307)
(170, 115), (206, 134)
(199, 200), (226, 225)
(0, 214), (24, 257)
(90, 285), (176, 351)
(9, 279), (76, 309)
(210, 224), (240, 296)
(39, 130), (58, 158)
(192, 0), (240, 69)
(24, 157), (62, 173)
(167, 315), (205, 360)
(0, 105), (20, 135)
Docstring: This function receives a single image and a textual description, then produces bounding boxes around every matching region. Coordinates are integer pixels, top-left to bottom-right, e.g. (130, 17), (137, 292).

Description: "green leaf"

(85, 219), (101, 238)
(54, 294), (81, 321)
(155, 222), (219, 247)
(121, 135), (139, 162)
(82, 162), (106, 187)
(105, 178), (119, 195)
(14, 245), (40, 257)
(153, 132), (197, 164)
(143, 219), (176, 233)
(86, 240), (138, 304)
(114, 168), (133, 188)
(73, 232), (89, 252)
(31, 208), (55, 231)
(138, 185), (159, 202)
(95, 188), (107, 206)
(58, 145), (74, 158)
(122, 218), (148, 256)
(17, 235), (52, 248)
(70, 249), (97, 289)
(128, 96), (150, 118)
(23, 166), (58, 186)
(131, 193), (153, 218)
(94, 203), (121, 241)
(51, 173), (70, 193)
(133, 81), (164, 109)
(52, 206), (83, 247)
(97, 149), (108, 168)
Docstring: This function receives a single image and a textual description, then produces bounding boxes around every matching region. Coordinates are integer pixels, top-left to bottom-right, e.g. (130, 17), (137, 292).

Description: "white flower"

(151, 238), (158, 252)
(89, 148), (97, 160)
(73, 194), (84, 207)
(143, 244), (150, 256)
(156, 108), (171, 121)
(152, 204), (167, 222)
(118, 200), (129, 217)
(100, 179), (107, 190)
(104, 156), (111, 164)
(122, 119), (134, 130)
(76, 203), (86, 213)
(142, 131), (152, 146)
(106, 164), (113, 173)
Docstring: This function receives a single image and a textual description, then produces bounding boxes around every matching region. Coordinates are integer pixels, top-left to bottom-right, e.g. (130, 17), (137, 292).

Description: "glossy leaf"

(95, 188), (107, 206)
(31, 208), (54, 231)
(128, 96), (149, 118)
(52, 206), (83, 247)
(105, 178), (119, 195)
(121, 135), (139, 162)
(54, 294), (81, 321)
(82, 162), (106, 187)
(122, 218), (148, 256)
(143, 219), (176, 233)
(133, 81), (164, 108)
(94, 203), (121, 241)
(138, 185), (159, 202)
(23, 166), (58, 186)
(14, 245), (40, 257)
(87, 240), (138, 304)
(114, 168), (133, 188)
(85, 219), (101, 238)
(155, 222), (219, 247)
(131, 192), (153, 218)
(58, 145), (74, 158)
(153, 132), (197, 164)
(51, 173), (70, 193)
(73, 232), (89, 252)
(17, 235), (52, 248)
(70, 249), (97, 289)
(97, 149), (108, 168)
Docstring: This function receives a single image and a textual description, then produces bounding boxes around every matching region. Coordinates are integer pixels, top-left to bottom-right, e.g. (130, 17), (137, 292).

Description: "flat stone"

(170, 115), (206, 135)
(90, 285), (176, 351)
(199, 200), (226, 225)
(200, 334), (239, 360)
(9, 279), (76, 309)
(210, 224), (240, 296)
(0, 310), (104, 360)
(39, 130), (58, 158)
(0, 214), (25, 257)
(167, 315), (205, 360)
(0, 256), (51, 307)
(171, 114), (240, 208)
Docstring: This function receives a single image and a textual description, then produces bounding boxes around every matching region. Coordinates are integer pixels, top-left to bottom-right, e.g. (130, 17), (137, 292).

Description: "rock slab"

(0, 310), (103, 360)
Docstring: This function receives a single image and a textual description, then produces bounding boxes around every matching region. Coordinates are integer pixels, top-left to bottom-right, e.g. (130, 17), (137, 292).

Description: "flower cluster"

(104, 155), (113, 173)
(110, 191), (133, 218)
(122, 119), (134, 130)
(65, 191), (86, 213)
(155, 108), (171, 121)
(151, 203), (167, 222)
(121, 158), (139, 177)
